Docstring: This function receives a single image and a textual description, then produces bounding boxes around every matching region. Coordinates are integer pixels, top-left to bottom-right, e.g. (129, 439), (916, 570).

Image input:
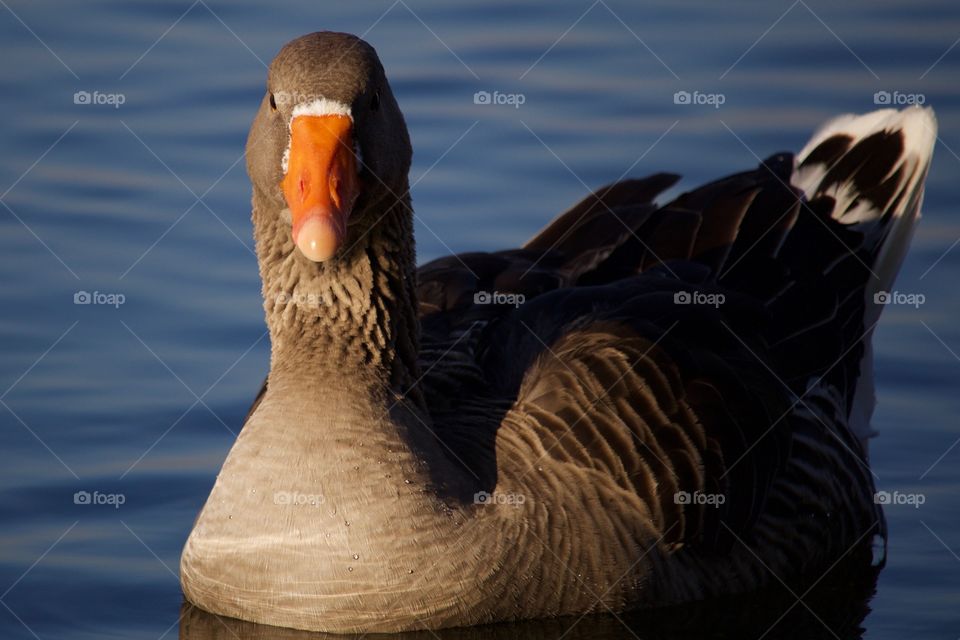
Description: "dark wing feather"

(522, 173), (681, 253)
(417, 173), (680, 320)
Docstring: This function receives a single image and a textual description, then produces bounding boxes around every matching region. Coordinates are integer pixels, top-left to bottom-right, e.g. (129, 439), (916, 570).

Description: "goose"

(180, 31), (936, 634)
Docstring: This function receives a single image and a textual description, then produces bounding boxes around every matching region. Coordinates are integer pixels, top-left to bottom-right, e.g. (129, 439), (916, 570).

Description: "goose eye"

(370, 90), (380, 112)
(269, 93), (277, 111)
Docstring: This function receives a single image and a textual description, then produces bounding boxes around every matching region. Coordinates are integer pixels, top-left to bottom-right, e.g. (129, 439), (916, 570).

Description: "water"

(1, 1), (958, 638)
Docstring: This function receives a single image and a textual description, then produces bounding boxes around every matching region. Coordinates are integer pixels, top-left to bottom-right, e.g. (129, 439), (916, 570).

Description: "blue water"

(1, 1), (958, 638)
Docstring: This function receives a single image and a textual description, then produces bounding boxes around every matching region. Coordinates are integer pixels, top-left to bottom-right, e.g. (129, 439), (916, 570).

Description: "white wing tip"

(895, 105), (937, 163)
(798, 106), (937, 165)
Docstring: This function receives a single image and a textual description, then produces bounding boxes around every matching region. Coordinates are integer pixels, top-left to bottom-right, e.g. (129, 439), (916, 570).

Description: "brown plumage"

(180, 32), (936, 633)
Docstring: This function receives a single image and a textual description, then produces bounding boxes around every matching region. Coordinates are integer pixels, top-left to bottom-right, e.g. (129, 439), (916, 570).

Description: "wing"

(417, 108), (933, 557)
(416, 163), (800, 549)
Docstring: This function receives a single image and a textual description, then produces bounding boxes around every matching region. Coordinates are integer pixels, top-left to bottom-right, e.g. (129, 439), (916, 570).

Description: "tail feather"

(791, 106), (936, 445)
(793, 107), (936, 313)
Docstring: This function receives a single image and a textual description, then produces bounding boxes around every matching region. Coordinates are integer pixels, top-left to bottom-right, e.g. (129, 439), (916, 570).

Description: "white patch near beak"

(280, 98), (354, 175)
(291, 97), (353, 121)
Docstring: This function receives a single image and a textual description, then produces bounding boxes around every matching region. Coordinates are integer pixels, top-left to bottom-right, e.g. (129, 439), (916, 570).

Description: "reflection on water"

(1, 0), (958, 638)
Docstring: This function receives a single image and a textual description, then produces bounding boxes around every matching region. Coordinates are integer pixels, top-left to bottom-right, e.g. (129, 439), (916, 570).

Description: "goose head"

(246, 32), (412, 263)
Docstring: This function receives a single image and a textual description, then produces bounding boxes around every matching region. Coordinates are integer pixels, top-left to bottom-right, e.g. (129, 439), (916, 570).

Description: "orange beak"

(281, 115), (359, 262)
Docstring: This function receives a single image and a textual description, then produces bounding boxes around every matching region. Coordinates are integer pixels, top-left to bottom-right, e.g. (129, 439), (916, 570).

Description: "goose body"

(180, 32), (936, 633)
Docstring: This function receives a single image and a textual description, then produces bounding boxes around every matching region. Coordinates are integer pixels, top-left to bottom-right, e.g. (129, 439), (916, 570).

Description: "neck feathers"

(252, 187), (423, 404)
